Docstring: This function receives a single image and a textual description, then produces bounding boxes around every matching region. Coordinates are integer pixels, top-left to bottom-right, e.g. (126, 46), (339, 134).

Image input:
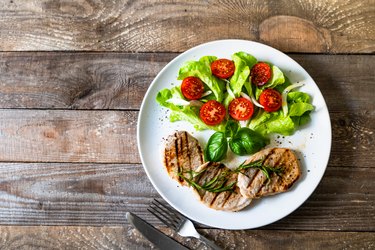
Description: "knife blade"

(126, 212), (189, 250)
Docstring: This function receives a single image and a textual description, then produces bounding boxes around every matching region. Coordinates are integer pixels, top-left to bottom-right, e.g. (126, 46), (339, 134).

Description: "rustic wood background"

(0, 0), (374, 249)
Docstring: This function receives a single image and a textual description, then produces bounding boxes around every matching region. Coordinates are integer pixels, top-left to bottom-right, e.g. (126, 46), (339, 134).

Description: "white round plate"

(137, 40), (331, 230)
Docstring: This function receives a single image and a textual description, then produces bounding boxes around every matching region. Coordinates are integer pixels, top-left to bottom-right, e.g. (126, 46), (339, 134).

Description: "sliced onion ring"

(282, 82), (305, 117)
(201, 90), (212, 97)
(240, 91), (264, 109)
(166, 98), (190, 106)
(239, 119), (249, 128)
(189, 100), (204, 107)
(240, 92), (251, 100)
(226, 81), (235, 99)
(166, 98), (203, 107)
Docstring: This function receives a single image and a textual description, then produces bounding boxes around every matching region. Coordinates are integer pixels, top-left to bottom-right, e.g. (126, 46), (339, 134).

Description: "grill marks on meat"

(164, 131), (204, 186)
(237, 148), (301, 199)
(163, 131), (301, 212)
(191, 162), (251, 212)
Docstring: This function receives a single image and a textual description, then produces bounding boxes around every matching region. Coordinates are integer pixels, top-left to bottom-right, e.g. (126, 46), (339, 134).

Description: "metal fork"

(148, 199), (222, 250)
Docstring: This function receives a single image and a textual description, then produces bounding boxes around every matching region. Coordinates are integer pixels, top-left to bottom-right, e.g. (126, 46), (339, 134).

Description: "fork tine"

(155, 200), (183, 229)
(148, 199), (183, 231)
(154, 199), (184, 222)
(148, 201), (179, 229)
(152, 200), (181, 226)
(148, 206), (176, 229)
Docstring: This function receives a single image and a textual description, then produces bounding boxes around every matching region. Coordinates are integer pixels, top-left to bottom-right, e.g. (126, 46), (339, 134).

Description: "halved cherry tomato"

(199, 100), (226, 126)
(229, 97), (254, 121)
(251, 62), (271, 86)
(211, 59), (235, 79)
(181, 76), (205, 100)
(259, 89), (282, 112)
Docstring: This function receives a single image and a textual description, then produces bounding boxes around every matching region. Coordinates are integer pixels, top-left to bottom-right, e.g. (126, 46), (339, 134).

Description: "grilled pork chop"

(163, 131), (204, 186)
(191, 162), (251, 211)
(237, 148), (301, 199)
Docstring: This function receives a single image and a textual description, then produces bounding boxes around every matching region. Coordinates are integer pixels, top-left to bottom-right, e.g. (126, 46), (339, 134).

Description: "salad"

(156, 51), (314, 160)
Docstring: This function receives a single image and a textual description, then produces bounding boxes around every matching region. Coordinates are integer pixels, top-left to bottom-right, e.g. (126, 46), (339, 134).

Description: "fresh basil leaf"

(229, 128), (267, 156)
(204, 132), (228, 162)
(229, 139), (247, 155)
(224, 120), (239, 138)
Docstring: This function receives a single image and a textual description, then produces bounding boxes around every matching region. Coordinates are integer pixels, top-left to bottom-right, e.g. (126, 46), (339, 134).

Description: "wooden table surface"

(0, 1), (374, 249)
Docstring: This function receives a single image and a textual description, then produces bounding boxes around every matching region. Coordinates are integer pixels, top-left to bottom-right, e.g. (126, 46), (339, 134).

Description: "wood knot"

(259, 15), (332, 53)
(43, 129), (58, 139)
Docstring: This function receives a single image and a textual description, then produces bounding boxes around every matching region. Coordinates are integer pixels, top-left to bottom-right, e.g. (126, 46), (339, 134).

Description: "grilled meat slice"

(191, 162), (251, 212)
(163, 131), (204, 186)
(237, 148), (301, 199)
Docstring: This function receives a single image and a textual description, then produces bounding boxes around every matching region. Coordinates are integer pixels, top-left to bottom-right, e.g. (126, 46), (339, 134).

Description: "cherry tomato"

(228, 97), (254, 121)
(181, 76), (205, 100)
(199, 100), (226, 126)
(251, 62), (272, 86)
(259, 89), (282, 112)
(211, 59), (235, 79)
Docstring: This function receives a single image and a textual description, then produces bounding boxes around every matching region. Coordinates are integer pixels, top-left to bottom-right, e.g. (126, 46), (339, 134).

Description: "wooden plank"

(0, 109), (373, 166)
(0, 163), (373, 231)
(0, 226), (374, 250)
(0, 52), (166, 110)
(0, 110), (139, 163)
(0, 53), (373, 111)
(0, 0), (373, 53)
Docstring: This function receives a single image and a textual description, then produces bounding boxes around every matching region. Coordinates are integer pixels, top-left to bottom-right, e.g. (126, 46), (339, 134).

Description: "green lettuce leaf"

(263, 65), (285, 89)
(248, 90), (314, 136)
(169, 110), (225, 131)
(234, 52), (257, 69)
(254, 64), (286, 99)
(178, 56), (225, 102)
(248, 110), (295, 136)
(288, 91), (314, 117)
(287, 91), (310, 103)
(223, 52), (255, 107)
(230, 53), (250, 96)
(156, 87), (183, 111)
(156, 87), (225, 131)
(289, 102), (314, 117)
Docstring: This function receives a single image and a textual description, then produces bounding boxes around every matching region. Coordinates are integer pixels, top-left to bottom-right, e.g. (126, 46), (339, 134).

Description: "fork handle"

(198, 234), (222, 250)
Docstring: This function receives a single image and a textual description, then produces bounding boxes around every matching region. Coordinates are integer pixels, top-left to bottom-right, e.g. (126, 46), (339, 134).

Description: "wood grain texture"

(0, 52), (166, 110)
(0, 53), (373, 110)
(0, 162), (373, 231)
(0, 110), (139, 163)
(0, 0), (373, 248)
(0, 109), (373, 166)
(0, 226), (374, 250)
(0, 0), (373, 53)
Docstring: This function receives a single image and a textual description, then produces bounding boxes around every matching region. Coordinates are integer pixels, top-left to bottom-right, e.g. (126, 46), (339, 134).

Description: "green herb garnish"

(178, 168), (236, 193)
(235, 159), (284, 180)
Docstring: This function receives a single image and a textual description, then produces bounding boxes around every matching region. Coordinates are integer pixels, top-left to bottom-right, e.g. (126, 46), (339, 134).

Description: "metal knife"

(126, 212), (189, 250)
